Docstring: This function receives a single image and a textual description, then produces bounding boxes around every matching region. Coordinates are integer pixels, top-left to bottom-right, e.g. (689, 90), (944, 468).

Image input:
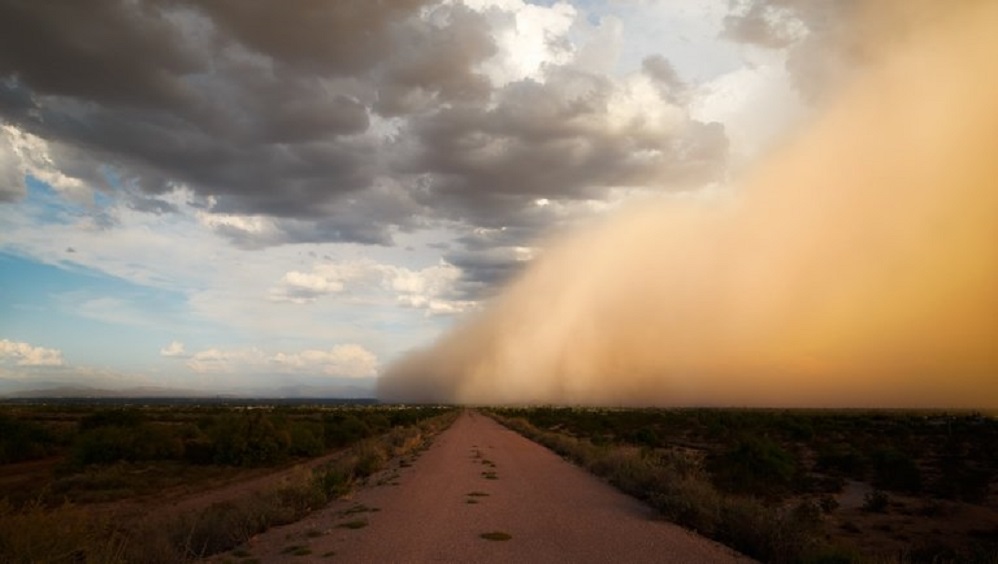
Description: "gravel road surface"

(214, 410), (752, 563)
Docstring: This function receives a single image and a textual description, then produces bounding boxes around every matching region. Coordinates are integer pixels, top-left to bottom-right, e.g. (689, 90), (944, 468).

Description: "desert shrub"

(0, 500), (125, 563)
(175, 501), (265, 557)
(716, 498), (822, 563)
(935, 440), (992, 502)
(781, 417), (815, 441)
(206, 412), (292, 466)
(182, 437), (216, 465)
(289, 421), (325, 457)
(490, 409), (826, 564)
(589, 447), (660, 496)
(709, 436), (799, 496)
(818, 495), (840, 513)
(323, 413), (371, 448)
(802, 546), (859, 564)
(317, 463), (353, 498)
(79, 409), (145, 431)
(71, 423), (180, 466)
(353, 440), (388, 478)
(648, 475), (722, 534)
(628, 427), (661, 447)
(0, 414), (59, 463)
(862, 489), (890, 512)
(816, 444), (866, 478)
(871, 449), (922, 493)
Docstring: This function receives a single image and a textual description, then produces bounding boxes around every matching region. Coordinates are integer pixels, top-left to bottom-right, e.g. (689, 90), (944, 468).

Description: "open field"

(489, 407), (998, 562)
(0, 401), (457, 562)
(3, 404), (995, 563)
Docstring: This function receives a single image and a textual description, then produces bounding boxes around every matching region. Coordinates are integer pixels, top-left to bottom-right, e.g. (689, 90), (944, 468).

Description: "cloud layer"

(0, 0), (725, 255)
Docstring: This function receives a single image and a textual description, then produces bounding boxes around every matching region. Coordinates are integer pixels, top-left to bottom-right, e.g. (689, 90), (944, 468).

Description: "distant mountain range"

(0, 379), (375, 400)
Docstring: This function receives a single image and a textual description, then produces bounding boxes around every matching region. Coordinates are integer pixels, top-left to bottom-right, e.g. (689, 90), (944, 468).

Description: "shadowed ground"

(212, 410), (752, 562)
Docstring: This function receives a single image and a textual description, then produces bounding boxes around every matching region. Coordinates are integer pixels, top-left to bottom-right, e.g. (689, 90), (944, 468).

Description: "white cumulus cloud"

(185, 344), (379, 379)
(0, 339), (65, 366)
(160, 341), (187, 357)
(272, 344), (378, 379)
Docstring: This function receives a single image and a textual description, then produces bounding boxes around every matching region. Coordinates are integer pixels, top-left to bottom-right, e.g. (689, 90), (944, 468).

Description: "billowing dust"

(378, 2), (998, 407)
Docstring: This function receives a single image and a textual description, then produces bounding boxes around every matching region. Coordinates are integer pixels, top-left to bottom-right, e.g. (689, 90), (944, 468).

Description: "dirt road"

(214, 410), (751, 563)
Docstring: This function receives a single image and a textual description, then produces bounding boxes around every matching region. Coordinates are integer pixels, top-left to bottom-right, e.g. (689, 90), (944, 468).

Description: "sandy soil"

(210, 410), (752, 563)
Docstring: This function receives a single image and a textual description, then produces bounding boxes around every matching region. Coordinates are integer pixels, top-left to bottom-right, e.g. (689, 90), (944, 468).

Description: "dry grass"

(0, 410), (459, 563)
(491, 414), (822, 563)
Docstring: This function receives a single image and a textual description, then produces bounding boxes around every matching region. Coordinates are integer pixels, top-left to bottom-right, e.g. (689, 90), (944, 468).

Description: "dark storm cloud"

(0, 0), (440, 222)
(0, 130), (23, 201)
(0, 0), (201, 109)
(189, 0), (429, 76)
(397, 66), (727, 228)
(0, 0), (727, 269)
(444, 245), (530, 298)
(127, 195), (178, 215)
(373, 4), (496, 116)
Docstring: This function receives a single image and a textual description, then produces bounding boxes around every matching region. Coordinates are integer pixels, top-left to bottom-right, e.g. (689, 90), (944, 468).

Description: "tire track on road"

(212, 410), (752, 563)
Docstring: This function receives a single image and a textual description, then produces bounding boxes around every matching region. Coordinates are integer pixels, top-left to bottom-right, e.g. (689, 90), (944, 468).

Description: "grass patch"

(467, 491), (490, 497)
(480, 531), (512, 541)
(490, 413), (817, 563)
(321, 551), (336, 558)
(0, 409), (460, 563)
(466, 499), (479, 504)
(281, 544), (311, 556)
(337, 519), (369, 529)
(306, 528), (323, 538)
(481, 471), (498, 480)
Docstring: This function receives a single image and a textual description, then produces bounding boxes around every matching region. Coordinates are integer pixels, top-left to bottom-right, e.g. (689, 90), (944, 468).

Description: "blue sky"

(0, 0), (818, 396)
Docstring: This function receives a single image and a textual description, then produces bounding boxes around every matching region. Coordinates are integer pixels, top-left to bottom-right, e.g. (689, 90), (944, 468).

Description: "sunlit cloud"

(0, 339), (65, 367)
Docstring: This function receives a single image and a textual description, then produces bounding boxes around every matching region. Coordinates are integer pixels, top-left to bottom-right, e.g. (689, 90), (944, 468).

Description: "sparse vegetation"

(342, 503), (378, 515)
(280, 544), (311, 556)
(480, 531), (512, 541)
(863, 490), (890, 513)
(0, 403), (457, 562)
(487, 407), (998, 563)
(337, 519), (368, 529)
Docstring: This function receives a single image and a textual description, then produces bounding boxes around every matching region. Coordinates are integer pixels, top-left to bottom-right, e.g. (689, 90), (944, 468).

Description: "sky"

(2, 1), (991, 403)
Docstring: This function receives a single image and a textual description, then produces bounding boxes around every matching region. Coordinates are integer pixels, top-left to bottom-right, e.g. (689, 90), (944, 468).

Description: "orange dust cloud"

(378, 2), (998, 408)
